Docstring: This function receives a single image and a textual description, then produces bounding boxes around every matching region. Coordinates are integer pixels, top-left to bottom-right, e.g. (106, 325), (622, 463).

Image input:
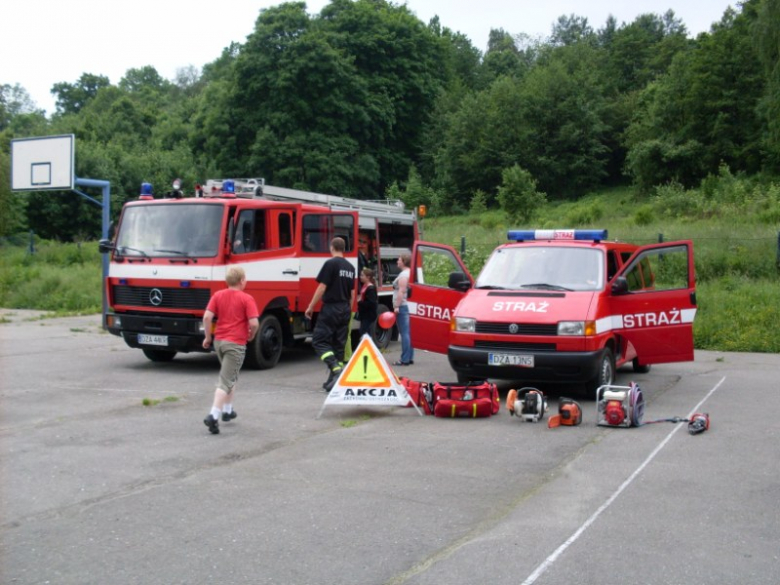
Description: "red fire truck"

(99, 179), (418, 368)
(407, 229), (697, 393)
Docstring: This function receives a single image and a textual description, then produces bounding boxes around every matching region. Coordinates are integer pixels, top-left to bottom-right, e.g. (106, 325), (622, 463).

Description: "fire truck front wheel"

(142, 349), (177, 362)
(245, 314), (283, 370)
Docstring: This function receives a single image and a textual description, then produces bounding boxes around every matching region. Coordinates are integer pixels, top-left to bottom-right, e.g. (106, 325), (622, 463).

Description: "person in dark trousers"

(305, 237), (357, 392)
(356, 267), (378, 339)
(202, 266), (259, 435)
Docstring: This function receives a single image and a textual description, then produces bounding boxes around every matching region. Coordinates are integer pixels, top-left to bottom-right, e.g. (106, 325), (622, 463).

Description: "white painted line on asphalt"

(521, 376), (727, 585)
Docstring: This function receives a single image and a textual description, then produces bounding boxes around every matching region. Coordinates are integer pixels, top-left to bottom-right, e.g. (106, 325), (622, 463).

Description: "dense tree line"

(1, 0), (778, 240)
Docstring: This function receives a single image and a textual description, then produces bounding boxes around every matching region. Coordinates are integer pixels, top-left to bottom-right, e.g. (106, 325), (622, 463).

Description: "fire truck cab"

(99, 179), (417, 369)
(407, 229), (697, 393)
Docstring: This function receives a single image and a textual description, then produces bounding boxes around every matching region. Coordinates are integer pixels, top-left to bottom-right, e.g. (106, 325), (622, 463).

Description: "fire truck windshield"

(116, 203), (223, 258)
(475, 246), (604, 292)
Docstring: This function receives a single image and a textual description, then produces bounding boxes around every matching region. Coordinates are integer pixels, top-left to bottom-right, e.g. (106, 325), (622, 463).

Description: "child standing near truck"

(202, 267), (259, 435)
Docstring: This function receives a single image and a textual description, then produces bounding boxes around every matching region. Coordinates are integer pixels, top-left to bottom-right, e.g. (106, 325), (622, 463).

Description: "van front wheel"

(587, 348), (615, 396)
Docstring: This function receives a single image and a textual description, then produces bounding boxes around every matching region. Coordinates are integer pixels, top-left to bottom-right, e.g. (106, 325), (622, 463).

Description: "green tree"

(624, 3), (765, 186)
(550, 14), (596, 47)
(1, 84), (44, 130)
(0, 149), (27, 237)
(602, 12), (690, 94)
(51, 73), (111, 115)
(497, 164), (547, 222)
(753, 0), (780, 170)
(230, 0), (446, 197)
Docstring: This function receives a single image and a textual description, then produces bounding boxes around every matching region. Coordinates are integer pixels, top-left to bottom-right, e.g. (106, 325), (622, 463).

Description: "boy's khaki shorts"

(214, 340), (246, 393)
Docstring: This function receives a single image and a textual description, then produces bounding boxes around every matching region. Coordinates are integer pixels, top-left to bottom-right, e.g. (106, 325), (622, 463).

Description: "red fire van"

(407, 229), (697, 393)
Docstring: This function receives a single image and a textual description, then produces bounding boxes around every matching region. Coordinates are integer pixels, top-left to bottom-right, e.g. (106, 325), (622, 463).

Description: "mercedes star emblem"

(149, 288), (163, 306)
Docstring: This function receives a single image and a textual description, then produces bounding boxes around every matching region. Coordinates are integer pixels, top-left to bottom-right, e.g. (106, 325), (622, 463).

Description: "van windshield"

(116, 203), (224, 258)
(476, 246), (604, 292)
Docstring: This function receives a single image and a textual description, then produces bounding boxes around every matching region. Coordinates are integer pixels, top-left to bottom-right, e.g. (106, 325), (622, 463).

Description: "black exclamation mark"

(363, 355), (368, 379)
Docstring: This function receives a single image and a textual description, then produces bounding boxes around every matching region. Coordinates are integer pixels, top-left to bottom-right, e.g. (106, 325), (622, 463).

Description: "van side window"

(277, 212), (292, 248)
(233, 210), (267, 254)
(607, 252), (619, 281)
(622, 245), (689, 292)
(302, 213), (355, 253)
(416, 245), (461, 288)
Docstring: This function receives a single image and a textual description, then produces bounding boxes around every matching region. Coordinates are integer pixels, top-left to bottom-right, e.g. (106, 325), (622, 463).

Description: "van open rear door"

(408, 242), (473, 354)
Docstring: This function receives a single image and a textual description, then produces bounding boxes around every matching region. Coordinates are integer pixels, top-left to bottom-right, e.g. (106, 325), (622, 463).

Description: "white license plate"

(138, 334), (168, 347)
(488, 353), (534, 367)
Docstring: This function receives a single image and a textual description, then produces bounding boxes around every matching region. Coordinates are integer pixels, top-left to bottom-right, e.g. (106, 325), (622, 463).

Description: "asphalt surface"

(1, 310), (778, 585)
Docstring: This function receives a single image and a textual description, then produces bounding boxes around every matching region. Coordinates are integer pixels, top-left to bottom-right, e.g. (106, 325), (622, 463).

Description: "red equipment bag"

(400, 377), (434, 415)
(431, 381), (500, 418)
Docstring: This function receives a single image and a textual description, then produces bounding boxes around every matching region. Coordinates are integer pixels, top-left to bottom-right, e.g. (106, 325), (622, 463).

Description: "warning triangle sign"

(317, 334), (422, 418)
(339, 336), (395, 388)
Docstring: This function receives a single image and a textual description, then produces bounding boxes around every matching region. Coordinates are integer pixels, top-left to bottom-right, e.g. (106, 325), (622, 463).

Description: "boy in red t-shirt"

(202, 267), (259, 435)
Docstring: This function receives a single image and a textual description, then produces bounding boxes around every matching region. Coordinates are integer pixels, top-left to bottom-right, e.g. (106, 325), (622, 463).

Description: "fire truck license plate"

(138, 334), (168, 346)
(488, 353), (534, 367)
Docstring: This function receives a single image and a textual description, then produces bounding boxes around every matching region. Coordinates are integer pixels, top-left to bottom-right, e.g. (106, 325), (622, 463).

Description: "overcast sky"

(2, 0), (735, 116)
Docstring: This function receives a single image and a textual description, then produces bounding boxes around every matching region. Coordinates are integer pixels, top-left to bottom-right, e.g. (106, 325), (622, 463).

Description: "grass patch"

(142, 396), (180, 407)
(340, 414), (372, 428)
(0, 240), (102, 313)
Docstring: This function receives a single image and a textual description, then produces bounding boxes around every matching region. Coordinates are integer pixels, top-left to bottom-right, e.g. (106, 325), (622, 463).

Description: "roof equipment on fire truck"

(507, 229), (608, 243)
(547, 397), (583, 428)
(139, 182), (153, 200)
(506, 387), (547, 422)
(596, 382), (645, 428)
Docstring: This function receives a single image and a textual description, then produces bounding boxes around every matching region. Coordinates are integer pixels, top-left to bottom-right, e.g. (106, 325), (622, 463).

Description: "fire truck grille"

(476, 322), (558, 336)
(113, 285), (210, 310)
(474, 341), (557, 352)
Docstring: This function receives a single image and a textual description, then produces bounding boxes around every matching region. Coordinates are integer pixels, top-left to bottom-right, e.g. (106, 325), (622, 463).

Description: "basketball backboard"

(11, 134), (75, 191)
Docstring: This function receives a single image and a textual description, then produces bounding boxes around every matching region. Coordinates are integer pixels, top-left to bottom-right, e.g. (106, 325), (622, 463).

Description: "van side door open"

(408, 242), (472, 354)
(609, 241), (696, 364)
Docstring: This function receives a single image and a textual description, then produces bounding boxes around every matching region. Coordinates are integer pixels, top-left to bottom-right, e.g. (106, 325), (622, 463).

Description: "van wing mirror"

(98, 239), (115, 254)
(448, 271), (471, 292)
(611, 276), (629, 295)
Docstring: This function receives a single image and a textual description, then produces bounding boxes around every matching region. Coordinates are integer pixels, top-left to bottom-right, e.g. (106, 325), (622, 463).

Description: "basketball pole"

(74, 178), (111, 330)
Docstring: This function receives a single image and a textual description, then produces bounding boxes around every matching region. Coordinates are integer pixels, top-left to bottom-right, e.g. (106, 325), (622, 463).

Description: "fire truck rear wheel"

(588, 347), (615, 395)
(142, 349), (177, 362)
(632, 358), (651, 374)
(373, 304), (393, 350)
(246, 314), (283, 370)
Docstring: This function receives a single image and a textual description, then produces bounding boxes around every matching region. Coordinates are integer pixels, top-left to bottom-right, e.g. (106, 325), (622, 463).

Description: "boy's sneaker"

(203, 414), (220, 435)
(221, 410), (237, 422)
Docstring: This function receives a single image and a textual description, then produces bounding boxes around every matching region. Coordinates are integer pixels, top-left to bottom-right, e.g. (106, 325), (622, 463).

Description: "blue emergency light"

(507, 229), (608, 242)
(222, 180), (235, 193)
(139, 182), (154, 200)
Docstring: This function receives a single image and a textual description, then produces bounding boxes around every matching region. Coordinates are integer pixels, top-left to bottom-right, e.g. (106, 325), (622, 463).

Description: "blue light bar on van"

(507, 229), (608, 242)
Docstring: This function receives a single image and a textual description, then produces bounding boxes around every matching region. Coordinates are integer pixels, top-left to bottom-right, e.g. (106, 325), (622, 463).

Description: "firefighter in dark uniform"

(305, 237), (357, 392)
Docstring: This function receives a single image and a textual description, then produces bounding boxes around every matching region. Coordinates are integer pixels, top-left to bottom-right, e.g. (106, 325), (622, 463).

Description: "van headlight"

(558, 321), (596, 336)
(454, 317), (476, 332)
